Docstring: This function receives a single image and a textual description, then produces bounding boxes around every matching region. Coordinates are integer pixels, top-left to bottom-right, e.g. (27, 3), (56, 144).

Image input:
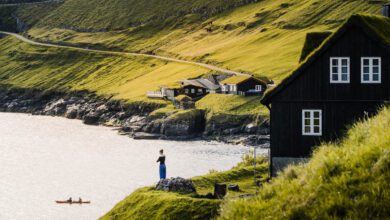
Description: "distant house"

(261, 13), (390, 176)
(180, 75), (221, 99)
(220, 75), (267, 96)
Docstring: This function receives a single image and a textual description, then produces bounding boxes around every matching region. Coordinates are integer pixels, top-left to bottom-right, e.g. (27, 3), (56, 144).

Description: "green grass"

(220, 106), (390, 219)
(12, 0), (388, 82)
(0, 36), (210, 104)
(101, 155), (269, 220)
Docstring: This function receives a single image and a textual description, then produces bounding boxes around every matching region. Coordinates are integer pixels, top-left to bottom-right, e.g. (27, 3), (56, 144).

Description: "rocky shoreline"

(0, 86), (270, 147)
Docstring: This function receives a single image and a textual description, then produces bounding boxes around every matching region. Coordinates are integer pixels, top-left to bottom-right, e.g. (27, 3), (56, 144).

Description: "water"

(0, 113), (259, 219)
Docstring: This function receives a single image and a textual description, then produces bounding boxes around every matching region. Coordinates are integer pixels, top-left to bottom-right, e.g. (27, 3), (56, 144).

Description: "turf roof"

(261, 14), (390, 105)
(220, 75), (265, 85)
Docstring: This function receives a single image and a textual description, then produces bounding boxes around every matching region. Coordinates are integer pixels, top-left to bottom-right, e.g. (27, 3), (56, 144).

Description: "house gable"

(262, 14), (390, 105)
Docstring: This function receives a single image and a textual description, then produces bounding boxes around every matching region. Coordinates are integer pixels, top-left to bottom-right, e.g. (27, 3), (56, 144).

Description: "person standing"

(156, 149), (166, 179)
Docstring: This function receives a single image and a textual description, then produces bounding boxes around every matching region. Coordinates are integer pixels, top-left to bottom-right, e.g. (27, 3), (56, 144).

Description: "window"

(361, 57), (381, 83)
(255, 85), (262, 91)
(228, 85), (237, 92)
(330, 57), (350, 83)
(302, 110), (322, 136)
(198, 89), (203, 93)
(185, 89), (189, 94)
(191, 89), (195, 93)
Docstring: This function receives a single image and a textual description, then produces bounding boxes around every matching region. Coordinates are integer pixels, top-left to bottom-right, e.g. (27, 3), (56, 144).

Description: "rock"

(245, 123), (258, 134)
(228, 184), (240, 192)
(65, 105), (79, 119)
(83, 112), (100, 125)
(214, 183), (227, 199)
(222, 127), (241, 135)
(160, 109), (205, 137)
(133, 132), (162, 140)
(44, 98), (67, 115)
(156, 177), (196, 194)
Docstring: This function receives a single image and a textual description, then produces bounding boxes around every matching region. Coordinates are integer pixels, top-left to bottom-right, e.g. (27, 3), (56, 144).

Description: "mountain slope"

(13, 0), (388, 81)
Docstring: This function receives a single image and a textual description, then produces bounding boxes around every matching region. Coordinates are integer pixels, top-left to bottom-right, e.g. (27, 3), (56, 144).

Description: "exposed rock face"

(155, 177), (196, 193)
(0, 87), (270, 145)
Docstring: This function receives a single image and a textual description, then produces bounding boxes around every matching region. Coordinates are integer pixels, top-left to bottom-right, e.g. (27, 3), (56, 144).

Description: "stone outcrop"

(0, 87), (270, 145)
(155, 177), (196, 193)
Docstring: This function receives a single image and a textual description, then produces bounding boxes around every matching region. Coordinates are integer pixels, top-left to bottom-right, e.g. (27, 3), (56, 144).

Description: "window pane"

(332, 59), (338, 65)
(304, 119), (310, 126)
(373, 67), (379, 73)
(342, 67), (348, 73)
(373, 59), (379, 65)
(313, 111), (320, 118)
(304, 126), (311, 133)
(341, 74), (348, 81)
(363, 67), (369, 73)
(363, 74), (370, 81)
(314, 119), (320, 126)
(363, 59), (369, 65)
(342, 59), (348, 65)
(332, 74), (338, 81)
(304, 112), (310, 118)
(373, 74), (379, 81)
(314, 126), (320, 133)
(332, 67), (338, 73)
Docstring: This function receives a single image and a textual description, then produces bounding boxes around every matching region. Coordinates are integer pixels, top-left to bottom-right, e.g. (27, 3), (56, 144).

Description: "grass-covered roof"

(262, 14), (390, 105)
(220, 75), (265, 85)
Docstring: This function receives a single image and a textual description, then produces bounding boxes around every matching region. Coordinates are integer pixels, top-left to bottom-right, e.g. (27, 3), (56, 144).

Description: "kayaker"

(78, 197), (82, 203)
(156, 149), (166, 179)
(67, 197), (72, 203)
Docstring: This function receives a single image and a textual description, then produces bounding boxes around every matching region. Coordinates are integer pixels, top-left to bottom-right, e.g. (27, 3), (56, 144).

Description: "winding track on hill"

(0, 0), (62, 7)
(0, 31), (247, 75)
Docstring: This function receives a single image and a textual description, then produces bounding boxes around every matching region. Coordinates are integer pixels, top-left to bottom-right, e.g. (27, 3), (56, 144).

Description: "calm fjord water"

(0, 113), (252, 220)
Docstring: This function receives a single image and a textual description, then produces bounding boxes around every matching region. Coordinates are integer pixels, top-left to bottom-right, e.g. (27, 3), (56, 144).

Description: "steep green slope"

(220, 106), (390, 219)
(0, 36), (210, 103)
(13, 0), (388, 81)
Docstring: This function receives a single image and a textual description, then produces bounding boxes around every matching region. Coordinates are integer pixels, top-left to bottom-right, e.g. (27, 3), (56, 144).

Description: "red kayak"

(56, 200), (91, 204)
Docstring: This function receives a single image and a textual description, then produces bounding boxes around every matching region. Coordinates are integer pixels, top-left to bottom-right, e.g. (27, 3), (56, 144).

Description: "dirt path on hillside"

(0, 0), (62, 7)
(0, 31), (247, 75)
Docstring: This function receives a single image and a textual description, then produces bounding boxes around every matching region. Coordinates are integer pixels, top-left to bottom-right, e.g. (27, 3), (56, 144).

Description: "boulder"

(245, 123), (258, 134)
(214, 183), (227, 199)
(228, 184), (240, 192)
(156, 177), (196, 194)
(83, 112), (100, 125)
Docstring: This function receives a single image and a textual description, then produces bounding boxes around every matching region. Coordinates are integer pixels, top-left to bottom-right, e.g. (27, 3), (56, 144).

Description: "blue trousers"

(159, 164), (166, 179)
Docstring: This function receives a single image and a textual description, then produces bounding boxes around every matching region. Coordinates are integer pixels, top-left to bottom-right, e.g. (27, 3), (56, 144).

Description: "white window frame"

(330, 57), (350, 83)
(228, 84), (237, 92)
(302, 109), (322, 136)
(255, 85), (262, 91)
(191, 89), (195, 93)
(361, 57), (381, 84)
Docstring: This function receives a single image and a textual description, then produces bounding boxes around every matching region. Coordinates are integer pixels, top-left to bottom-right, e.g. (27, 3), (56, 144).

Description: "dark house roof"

(261, 14), (390, 105)
(181, 78), (220, 90)
(220, 75), (266, 85)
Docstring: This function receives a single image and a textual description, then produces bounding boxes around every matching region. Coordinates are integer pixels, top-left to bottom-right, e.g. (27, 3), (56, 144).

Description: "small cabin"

(180, 77), (220, 99)
(220, 75), (267, 96)
(261, 13), (390, 176)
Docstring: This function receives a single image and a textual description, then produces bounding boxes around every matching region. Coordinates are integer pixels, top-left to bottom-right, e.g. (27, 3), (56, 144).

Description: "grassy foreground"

(102, 106), (390, 220)
(220, 106), (390, 219)
(101, 156), (269, 220)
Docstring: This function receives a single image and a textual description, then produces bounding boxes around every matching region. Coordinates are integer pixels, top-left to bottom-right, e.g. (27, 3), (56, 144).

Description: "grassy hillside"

(220, 106), (390, 219)
(12, 0), (388, 81)
(101, 155), (269, 220)
(0, 36), (210, 103)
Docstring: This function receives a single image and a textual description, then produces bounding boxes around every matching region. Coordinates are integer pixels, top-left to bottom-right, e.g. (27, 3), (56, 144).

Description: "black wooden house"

(220, 75), (267, 96)
(261, 14), (390, 175)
